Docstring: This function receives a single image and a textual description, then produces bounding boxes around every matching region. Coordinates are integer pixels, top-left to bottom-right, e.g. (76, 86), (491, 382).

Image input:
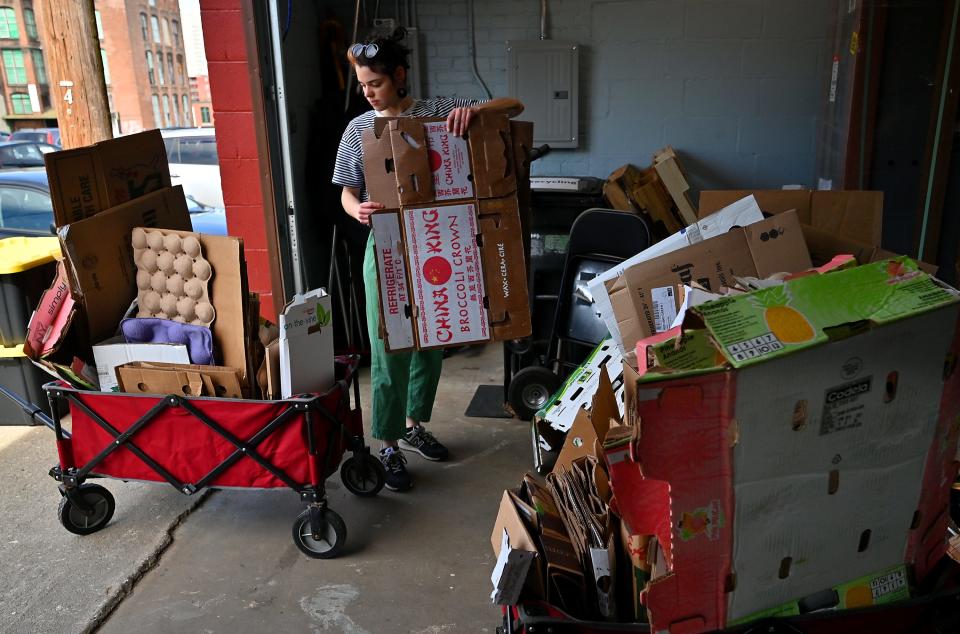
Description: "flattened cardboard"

(477, 195), (531, 340)
(57, 187), (192, 344)
(370, 210), (415, 351)
(588, 195), (765, 354)
(699, 189), (883, 247)
(145, 227), (252, 394)
(607, 211), (811, 352)
(423, 120), (474, 201)
(367, 114), (518, 205)
(404, 202), (489, 348)
(46, 129), (171, 227)
(117, 361), (243, 398)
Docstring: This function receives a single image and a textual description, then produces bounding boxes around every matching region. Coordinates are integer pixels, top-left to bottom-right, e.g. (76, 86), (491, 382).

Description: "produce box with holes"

(365, 113), (532, 351)
(533, 338), (625, 456)
(608, 258), (960, 633)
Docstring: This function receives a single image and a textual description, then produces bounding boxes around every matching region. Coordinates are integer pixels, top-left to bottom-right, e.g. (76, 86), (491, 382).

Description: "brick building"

(0, 0), (54, 132)
(190, 73), (212, 127)
(97, 0), (192, 133)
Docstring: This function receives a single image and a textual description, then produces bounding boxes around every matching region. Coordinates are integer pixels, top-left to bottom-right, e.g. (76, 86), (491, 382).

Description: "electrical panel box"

(507, 40), (579, 149)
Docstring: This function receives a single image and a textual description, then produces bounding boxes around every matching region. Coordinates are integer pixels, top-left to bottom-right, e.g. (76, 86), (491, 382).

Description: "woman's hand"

(447, 106), (477, 137)
(354, 201), (383, 225)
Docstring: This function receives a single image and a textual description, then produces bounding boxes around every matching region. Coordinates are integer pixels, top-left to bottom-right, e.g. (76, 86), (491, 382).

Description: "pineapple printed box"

(617, 258), (960, 633)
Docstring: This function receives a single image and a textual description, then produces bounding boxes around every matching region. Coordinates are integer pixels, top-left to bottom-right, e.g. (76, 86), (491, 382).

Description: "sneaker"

(399, 425), (450, 461)
(379, 447), (412, 492)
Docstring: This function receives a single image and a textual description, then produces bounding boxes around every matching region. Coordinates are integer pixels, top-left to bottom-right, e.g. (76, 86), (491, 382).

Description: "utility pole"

(37, 0), (112, 149)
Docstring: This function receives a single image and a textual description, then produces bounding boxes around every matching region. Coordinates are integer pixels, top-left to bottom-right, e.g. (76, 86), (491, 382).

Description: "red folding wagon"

(28, 355), (383, 558)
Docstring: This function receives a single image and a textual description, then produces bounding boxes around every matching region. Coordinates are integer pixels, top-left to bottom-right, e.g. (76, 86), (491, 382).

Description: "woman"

(332, 29), (523, 492)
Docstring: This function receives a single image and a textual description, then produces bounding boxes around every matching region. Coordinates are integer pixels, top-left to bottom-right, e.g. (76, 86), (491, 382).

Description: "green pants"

(363, 233), (443, 441)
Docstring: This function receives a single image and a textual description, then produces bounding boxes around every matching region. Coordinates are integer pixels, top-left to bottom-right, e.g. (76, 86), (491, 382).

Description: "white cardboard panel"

(371, 212), (416, 351)
(728, 306), (958, 619)
(404, 203), (489, 348)
(423, 121), (474, 201)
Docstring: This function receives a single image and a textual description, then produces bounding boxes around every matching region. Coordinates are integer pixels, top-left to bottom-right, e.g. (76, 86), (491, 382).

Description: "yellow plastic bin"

(0, 236), (60, 348)
(0, 345), (50, 425)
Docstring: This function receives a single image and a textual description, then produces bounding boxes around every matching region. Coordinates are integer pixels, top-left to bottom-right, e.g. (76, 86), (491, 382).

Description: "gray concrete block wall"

(412, 0), (835, 190)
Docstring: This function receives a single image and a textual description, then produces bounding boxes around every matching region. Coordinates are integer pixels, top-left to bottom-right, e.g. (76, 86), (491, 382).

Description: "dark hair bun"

(390, 26), (407, 42)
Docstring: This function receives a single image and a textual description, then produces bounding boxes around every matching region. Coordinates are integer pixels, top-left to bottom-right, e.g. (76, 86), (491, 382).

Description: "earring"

(398, 87), (408, 98)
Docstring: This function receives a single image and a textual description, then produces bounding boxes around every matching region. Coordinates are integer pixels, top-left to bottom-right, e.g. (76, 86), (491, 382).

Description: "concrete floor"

(1, 343), (529, 633)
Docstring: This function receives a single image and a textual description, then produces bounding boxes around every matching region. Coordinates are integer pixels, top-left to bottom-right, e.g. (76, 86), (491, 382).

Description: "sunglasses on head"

(350, 43), (379, 59)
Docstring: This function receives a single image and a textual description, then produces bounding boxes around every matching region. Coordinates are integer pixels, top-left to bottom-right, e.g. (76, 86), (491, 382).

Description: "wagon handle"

(0, 384), (56, 432)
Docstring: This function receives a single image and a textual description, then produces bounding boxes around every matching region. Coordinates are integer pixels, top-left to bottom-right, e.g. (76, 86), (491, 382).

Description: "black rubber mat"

(464, 384), (512, 418)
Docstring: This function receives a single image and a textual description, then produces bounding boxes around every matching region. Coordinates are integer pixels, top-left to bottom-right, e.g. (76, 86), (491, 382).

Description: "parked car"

(0, 130), (11, 141)
(0, 141), (59, 169)
(0, 168), (227, 238)
(10, 127), (61, 146)
(160, 128), (224, 209)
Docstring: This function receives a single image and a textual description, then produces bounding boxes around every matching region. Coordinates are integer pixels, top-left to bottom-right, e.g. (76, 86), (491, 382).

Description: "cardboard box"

(370, 199), (531, 350)
(117, 361), (243, 398)
(613, 259), (960, 632)
(606, 211), (812, 354)
(46, 129), (171, 227)
(57, 186), (192, 343)
(366, 115), (531, 350)
(278, 288), (334, 398)
(652, 146), (697, 225)
(535, 338), (625, 449)
(698, 189), (883, 247)
(92, 337), (190, 392)
(588, 195), (765, 354)
(363, 113), (517, 208)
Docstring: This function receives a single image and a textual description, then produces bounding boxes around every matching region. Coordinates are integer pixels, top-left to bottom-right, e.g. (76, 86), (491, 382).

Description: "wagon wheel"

(292, 507), (347, 559)
(340, 453), (386, 497)
(58, 484), (115, 536)
(507, 366), (561, 421)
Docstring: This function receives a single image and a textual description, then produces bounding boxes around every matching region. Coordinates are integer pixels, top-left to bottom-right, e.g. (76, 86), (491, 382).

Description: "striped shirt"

(332, 97), (481, 202)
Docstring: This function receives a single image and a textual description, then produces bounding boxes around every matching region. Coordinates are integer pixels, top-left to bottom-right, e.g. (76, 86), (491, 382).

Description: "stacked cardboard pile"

(603, 146), (698, 240)
(497, 172), (960, 630)
(364, 114), (534, 351)
(497, 255), (960, 631)
(23, 130), (334, 401)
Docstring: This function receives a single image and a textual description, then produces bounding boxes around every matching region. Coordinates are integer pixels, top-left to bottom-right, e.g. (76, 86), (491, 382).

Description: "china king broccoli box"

(364, 114), (533, 350)
(606, 258), (960, 633)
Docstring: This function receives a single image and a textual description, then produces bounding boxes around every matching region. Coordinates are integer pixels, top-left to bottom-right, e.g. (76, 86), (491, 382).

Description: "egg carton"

(132, 227), (216, 327)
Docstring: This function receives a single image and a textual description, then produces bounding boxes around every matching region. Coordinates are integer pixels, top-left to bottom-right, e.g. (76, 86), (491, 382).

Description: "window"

(156, 50), (164, 84)
(171, 94), (179, 126)
(162, 94), (171, 127)
(177, 55), (185, 85)
(145, 51), (154, 85)
(171, 20), (180, 47)
(30, 49), (44, 84)
(0, 7), (18, 39)
(201, 107), (211, 124)
(100, 49), (110, 85)
(150, 15), (160, 43)
(0, 143), (42, 165)
(151, 94), (161, 128)
(139, 13), (148, 40)
(94, 10), (103, 39)
(148, 0), (155, 6)
(181, 94), (191, 126)
(10, 92), (29, 114)
(162, 18), (170, 45)
(3, 50), (26, 85)
(23, 8), (36, 39)
(166, 53), (174, 84)
(0, 186), (54, 233)
(176, 135), (218, 165)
